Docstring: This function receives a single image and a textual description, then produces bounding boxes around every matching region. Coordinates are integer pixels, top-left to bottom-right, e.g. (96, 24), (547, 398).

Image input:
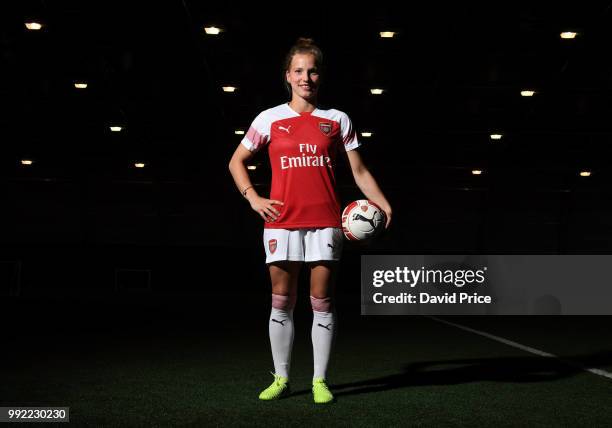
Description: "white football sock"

(312, 310), (335, 380)
(269, 307), (294, 379)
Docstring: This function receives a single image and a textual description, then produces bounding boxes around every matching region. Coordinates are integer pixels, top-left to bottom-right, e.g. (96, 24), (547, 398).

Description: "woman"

(228, 38), (392, 404)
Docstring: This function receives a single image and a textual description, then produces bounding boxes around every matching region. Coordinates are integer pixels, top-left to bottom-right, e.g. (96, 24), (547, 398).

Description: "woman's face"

(286, 53), (320, 101)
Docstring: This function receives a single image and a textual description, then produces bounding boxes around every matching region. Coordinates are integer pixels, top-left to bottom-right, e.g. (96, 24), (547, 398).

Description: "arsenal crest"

(319, 122), (332, 136)
(268, 239), (277, 254)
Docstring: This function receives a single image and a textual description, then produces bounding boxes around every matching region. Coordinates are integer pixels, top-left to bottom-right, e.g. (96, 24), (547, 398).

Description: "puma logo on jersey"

(317, 323), (333, 330)
(271, 318), (287, 326)
(278, 125), (292, 134)
(327, 243), (335, 250)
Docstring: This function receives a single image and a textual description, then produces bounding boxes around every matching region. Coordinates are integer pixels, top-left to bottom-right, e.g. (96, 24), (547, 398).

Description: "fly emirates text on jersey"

(280, 144), (331, 170)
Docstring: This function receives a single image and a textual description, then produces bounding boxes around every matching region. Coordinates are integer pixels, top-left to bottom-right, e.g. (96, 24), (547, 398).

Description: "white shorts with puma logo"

(263, 227), (343, 264)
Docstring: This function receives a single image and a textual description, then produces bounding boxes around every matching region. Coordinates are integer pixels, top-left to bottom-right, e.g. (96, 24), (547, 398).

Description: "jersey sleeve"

(339, 112), (361, 151)
(241, 111), (271, 154)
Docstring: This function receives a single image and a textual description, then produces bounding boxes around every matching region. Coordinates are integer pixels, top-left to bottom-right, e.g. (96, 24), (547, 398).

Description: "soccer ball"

(341, 200), (386, 241)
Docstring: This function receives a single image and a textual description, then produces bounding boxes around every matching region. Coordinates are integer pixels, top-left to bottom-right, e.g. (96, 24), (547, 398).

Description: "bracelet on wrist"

(241, 185), (254, 197)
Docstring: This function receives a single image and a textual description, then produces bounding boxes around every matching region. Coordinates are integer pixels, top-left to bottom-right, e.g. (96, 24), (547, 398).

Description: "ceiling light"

(370, 88), (384, 95)
(490, 134), (503, 140)
(247, 165), (257, 170)
(579, 170), (591, 177)
(134, 163), (145, 168)
(361, 132), (373, 137)
(380, 31), (395, 38)
(21, 159), (33, 165)
(25, 22), (42, 30)
(521, 90), (536, 97)
(560, 32), (577, 39)
(204, 26), (221, 35)
(74, 82), (88, 89)
(110, 126), (123, 132)
(471, 169), (483, 175)
(234, 130), (245, 135)
(222, 86), (237, 93)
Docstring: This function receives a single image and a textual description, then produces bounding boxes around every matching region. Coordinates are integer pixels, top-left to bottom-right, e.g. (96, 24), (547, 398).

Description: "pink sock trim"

(310, 295), (332, 312)
(272, 293), (297, 310)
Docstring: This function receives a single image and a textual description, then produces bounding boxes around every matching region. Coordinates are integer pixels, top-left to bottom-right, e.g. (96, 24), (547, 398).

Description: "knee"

(272, 293), (297, 311)
(310, 295), (332, 313)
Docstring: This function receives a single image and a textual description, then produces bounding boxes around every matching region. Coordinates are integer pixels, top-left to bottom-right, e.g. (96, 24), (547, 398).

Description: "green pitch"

(2, 295), (611, 427)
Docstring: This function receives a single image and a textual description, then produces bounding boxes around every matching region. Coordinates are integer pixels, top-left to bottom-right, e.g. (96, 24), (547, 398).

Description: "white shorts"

(263, 227), (344, 264)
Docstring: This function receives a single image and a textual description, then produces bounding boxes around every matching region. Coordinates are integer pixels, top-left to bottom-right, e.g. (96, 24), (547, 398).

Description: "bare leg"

(269, 261), (301, 297)
(309, 261), (337, 299)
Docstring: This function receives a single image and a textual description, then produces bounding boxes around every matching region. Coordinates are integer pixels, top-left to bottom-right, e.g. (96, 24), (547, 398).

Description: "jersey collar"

(285, 103), (318, 117)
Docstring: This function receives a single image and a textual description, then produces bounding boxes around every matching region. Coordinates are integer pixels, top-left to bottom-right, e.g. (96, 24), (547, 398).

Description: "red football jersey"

(241, 103), (361, 229)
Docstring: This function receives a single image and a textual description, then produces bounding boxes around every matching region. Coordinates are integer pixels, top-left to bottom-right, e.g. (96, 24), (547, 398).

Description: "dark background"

(1, 1), (612, 298)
